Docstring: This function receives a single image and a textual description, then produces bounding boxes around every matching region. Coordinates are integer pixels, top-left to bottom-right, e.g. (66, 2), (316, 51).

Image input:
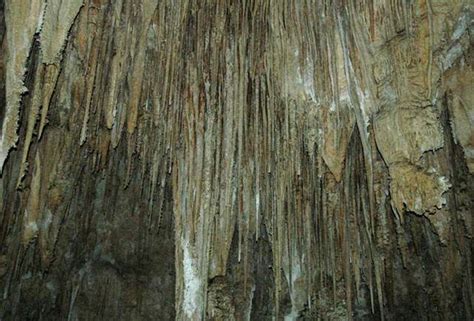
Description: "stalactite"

(0, 0), (473, 320)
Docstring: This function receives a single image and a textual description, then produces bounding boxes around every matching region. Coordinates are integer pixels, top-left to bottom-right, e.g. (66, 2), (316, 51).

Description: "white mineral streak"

(284, 309), (299, 321)
(284, 262), (303, 321)
(182, 240), (202, 319)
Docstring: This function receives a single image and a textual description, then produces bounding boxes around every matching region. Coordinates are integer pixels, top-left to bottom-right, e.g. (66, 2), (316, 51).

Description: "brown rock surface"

(0, 0), (472, 320)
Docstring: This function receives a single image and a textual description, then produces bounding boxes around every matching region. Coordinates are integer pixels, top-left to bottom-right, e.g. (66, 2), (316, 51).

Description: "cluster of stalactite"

(0, 0), (473, 320)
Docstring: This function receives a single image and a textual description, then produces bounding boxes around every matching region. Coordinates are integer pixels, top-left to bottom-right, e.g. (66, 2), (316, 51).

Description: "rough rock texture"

(0, 0), (473, 320)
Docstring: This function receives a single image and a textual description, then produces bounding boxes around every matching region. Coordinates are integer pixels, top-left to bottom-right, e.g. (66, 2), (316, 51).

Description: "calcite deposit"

(0, 0), (472, 320)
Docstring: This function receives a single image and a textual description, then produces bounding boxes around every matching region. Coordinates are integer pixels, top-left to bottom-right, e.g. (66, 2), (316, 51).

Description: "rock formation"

(0, 0), (472, 320)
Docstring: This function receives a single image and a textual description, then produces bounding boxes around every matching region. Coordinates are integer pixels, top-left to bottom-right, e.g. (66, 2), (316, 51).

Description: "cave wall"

(0, 0), (473, 320)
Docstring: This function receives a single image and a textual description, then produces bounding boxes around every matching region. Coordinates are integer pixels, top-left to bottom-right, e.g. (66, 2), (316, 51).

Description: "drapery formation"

(0, 0), (473, 320)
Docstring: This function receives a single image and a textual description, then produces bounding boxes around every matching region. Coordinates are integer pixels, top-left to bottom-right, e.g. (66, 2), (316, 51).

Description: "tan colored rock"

(389, 164), (451, 215)
(40, 0), (83, 64)
(445, 63), (474, 172)
(0, 0), (45, 170)
(321, 106), (355, 182)
(22, 153), (42, 244)
(0, 1), (473, 320)
(374, 107), (444, 165)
